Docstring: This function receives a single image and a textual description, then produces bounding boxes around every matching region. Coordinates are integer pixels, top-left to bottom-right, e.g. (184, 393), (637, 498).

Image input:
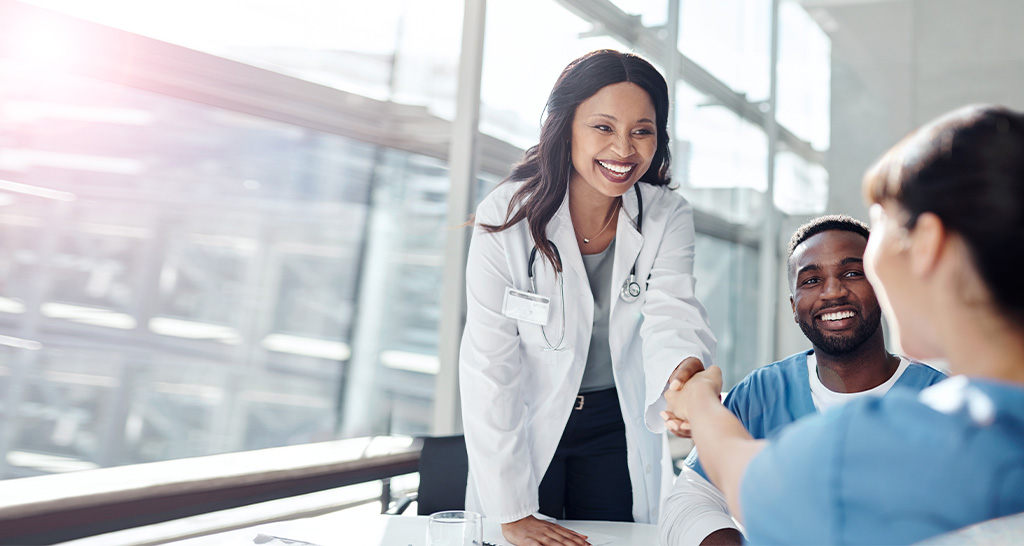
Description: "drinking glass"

(425, 510), (483, 546)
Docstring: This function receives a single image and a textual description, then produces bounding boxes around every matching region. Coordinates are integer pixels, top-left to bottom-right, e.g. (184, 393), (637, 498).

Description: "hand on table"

(660, 357), (705, 437)
(501, 516), (590, 546)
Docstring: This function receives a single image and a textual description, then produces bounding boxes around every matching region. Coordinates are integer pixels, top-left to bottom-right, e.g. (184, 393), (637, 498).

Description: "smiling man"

(658, 215), (947, 546)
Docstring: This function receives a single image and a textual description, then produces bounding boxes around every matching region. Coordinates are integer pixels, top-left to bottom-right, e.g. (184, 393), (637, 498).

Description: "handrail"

(0, 436), (421, 544)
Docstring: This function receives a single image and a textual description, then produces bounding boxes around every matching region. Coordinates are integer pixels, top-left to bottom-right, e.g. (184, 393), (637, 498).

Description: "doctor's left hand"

(501, 516), (590, 546)
(661, 357), (704, 438)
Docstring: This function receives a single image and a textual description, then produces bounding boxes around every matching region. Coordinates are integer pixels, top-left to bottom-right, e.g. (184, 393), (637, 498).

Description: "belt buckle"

(574, 395), (584, 410)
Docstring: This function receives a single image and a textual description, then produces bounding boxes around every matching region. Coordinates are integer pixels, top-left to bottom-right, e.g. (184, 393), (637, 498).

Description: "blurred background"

(0, 0), (1020, 480)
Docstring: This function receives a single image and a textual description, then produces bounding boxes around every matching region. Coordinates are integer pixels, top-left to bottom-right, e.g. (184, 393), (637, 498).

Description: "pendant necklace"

(574, 199), (620, 244)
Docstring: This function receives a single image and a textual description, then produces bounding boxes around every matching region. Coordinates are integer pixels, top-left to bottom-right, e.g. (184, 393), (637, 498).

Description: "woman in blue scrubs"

(665, 104), (1024, 545)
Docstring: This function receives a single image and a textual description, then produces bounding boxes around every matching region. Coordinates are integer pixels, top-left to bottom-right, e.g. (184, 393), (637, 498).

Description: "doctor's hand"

(664, 366), (725, 431)
(661, 357), (705, 438)
(501, 516), (590, 546)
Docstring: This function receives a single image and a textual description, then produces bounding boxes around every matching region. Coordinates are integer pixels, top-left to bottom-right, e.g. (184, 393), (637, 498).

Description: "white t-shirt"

(808, 353), (912, 412)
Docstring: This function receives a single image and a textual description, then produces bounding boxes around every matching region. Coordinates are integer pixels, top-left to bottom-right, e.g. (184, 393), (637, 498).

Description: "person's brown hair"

(863, 104), (1024, 323)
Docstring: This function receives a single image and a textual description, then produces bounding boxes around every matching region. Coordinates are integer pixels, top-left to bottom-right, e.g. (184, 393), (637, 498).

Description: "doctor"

(460, 49), (716, 546)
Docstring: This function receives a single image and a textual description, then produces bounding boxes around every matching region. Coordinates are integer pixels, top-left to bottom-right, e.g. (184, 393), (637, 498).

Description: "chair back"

(416, 434), (469, 516)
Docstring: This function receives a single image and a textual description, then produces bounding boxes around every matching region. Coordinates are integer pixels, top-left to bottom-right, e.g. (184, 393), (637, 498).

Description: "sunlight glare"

(8, 16), (75, 68)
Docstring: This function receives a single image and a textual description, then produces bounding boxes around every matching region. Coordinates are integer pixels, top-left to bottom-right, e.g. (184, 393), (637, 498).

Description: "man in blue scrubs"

(658, 215), (947, 545)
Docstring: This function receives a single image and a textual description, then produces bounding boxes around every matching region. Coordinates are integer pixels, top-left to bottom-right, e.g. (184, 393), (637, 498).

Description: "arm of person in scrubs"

(664, 366), (766, 523)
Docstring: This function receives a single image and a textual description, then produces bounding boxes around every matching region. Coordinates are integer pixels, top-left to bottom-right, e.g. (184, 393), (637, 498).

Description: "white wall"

(772, 0), (1024, 361)
(821, 0), (1024, 219)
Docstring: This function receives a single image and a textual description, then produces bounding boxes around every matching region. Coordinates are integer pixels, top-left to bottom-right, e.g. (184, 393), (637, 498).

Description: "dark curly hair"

(786, 214), (870, 285)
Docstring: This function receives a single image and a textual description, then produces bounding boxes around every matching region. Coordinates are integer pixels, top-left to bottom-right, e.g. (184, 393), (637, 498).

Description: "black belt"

(574, 387), (618, 410)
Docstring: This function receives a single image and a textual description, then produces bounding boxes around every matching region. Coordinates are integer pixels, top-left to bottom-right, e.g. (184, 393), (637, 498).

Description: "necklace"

(573, 199), (620, 244)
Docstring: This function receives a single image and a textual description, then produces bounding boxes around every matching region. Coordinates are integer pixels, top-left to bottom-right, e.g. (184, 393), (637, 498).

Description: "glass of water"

(425, 510), (483, 546)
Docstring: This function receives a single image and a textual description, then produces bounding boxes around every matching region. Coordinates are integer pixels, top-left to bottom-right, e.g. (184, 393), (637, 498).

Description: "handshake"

(659, 357), (725, 439)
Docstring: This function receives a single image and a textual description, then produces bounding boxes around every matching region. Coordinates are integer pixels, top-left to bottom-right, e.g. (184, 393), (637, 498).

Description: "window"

(21, 0), (465, 117)
(679, 0), (773, 102)
(0, 0), (838, 480)
(776, 0), (831, 151)
(774, 149), (828, 215)
(674, 81), (768, 226)
(693, 234), (759, 389)
(0, 58), (379, 472)
(480, 0), (628, 149)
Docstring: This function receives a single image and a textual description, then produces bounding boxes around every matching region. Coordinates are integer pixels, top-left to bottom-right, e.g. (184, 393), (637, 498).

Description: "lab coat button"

(645, 464), (652, 473)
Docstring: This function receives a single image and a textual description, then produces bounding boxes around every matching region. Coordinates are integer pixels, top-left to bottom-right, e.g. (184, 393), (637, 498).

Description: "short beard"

(798, 307), (882, 356)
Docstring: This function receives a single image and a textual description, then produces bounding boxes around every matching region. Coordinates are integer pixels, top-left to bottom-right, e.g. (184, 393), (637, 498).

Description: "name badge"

(502, 286), (550, 326)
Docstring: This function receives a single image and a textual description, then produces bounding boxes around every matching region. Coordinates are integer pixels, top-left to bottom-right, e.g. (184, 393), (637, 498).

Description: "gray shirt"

(579, 239), (616, 393)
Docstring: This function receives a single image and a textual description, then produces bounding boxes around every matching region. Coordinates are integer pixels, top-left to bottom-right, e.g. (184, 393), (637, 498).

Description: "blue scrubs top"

(741, 375), (1024, 545)
(687, 350), (947, 480)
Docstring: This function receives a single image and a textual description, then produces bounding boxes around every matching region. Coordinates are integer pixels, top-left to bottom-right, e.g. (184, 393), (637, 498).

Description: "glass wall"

(679, 0), (773, 103)
(0, 0), (834, 479)
(776, 0), (831, 152)
(0, 3), (470, 474)
(339, 150), (454, 438)
(693, 234), (759, 388)
(674, 81), (768, 225)
(773, 0), (831, 216)
(19, 0), (466, 116)
(480, 0), (628, 148)
(0, 58), (369, 475)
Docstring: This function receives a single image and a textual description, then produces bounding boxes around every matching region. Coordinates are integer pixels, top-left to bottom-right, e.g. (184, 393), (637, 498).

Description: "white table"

(169, 510), (659, 546)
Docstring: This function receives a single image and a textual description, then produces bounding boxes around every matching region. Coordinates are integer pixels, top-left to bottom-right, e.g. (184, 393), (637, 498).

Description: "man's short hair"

(787, 215), (870, 287)
(787, 214), (870, 258)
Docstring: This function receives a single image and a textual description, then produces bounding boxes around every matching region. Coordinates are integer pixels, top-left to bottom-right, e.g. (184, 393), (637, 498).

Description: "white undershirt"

(808, 352), (912, 412)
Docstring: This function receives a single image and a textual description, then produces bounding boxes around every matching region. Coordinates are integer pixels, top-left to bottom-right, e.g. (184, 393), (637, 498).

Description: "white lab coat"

(459, 181), (716, 525)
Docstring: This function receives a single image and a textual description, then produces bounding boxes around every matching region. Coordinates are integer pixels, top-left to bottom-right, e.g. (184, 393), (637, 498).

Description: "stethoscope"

(527, 185), (644, 350)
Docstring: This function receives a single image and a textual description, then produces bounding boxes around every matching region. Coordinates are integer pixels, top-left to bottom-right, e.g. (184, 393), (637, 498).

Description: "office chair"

(388, 434), (468, 515)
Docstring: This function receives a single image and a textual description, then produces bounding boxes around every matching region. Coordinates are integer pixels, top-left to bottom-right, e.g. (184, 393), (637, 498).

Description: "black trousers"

(538, 387), (633, 522)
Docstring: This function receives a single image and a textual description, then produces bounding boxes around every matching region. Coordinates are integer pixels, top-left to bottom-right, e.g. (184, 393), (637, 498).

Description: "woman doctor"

(459, 49), (716, 546)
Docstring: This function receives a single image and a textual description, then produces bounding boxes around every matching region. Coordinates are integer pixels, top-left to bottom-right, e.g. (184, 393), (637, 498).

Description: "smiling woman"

(568, 81), (657, 250)
(459, 49), (717, 546)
